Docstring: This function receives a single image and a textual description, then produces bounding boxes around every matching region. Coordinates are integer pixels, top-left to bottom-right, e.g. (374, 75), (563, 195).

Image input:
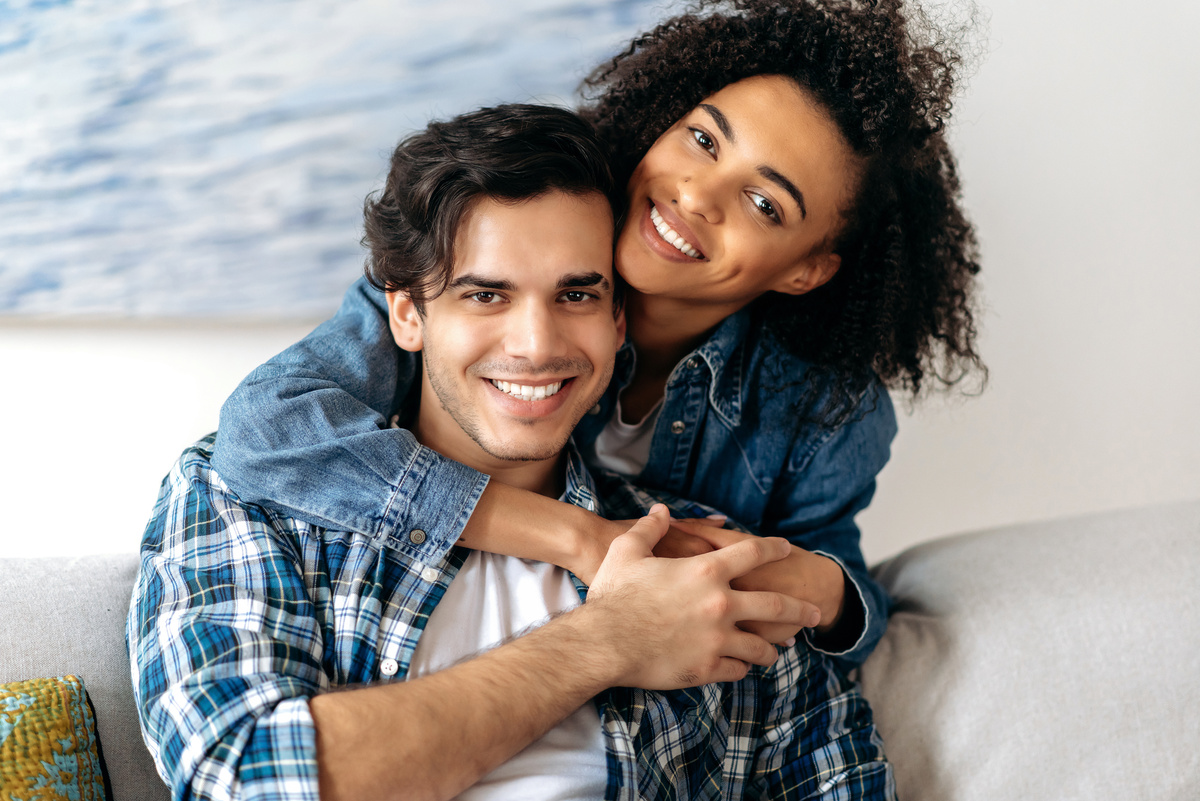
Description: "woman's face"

(616, 75), (859, 312)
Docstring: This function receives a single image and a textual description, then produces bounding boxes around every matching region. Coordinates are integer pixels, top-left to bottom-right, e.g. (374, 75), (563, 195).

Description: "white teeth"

(490, 379), (563, 400)
(650, 205), (701, 258)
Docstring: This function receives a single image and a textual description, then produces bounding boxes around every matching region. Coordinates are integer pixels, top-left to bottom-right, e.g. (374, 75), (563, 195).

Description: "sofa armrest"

(0, 554), (169, 801)
(861, 499), (1200, 801)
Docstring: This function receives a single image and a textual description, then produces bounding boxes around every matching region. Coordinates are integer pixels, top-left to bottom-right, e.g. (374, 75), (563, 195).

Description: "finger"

(721, 630), (780, 668)
(699, 535), (791, 579)
(609, 503), (670, 558)
(708, 657), (753, 684)
(730, 590), (813, 627)
(672, 515), (727, 528)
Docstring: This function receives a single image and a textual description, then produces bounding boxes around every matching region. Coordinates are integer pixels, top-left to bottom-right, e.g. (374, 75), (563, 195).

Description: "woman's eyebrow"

(758, 166), (807, 220)
(700, 102), (807, 220)
(698, 104), (735, 142)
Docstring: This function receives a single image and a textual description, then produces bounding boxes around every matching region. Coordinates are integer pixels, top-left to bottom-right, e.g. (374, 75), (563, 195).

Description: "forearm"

(457, 480), (623, 583)
(311, 607), (618, 801)
(313, 508), (811, 801)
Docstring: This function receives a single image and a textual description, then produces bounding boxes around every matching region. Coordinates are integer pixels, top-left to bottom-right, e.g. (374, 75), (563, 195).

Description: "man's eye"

(471, 291), (498, 303)
(749, 192), (778, 221)
(691, 128), (715, 152)
(562, 291), (593, 303)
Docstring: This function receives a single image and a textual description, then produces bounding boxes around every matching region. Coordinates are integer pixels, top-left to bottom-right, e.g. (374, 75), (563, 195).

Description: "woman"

(212, 0), (982, 671)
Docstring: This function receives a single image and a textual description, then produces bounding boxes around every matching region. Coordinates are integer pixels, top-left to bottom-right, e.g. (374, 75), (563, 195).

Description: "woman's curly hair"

(580, 0), (985, 423)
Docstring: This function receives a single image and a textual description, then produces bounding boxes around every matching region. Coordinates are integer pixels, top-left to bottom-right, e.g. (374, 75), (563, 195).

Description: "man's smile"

(488, 378), (569, 401)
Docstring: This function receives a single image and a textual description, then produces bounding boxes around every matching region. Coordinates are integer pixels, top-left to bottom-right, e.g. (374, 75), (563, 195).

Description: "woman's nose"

(677, 171), (725, 224)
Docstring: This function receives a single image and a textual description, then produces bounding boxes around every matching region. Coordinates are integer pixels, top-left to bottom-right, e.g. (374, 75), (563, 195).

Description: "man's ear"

(774, 251), (842, 296)
(386, 291), (424, 352)
(614, 303), (627, 344)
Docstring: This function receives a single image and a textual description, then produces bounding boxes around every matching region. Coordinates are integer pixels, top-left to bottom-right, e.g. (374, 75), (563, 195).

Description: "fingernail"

(784, 637), (796, 647)
(706, 514), (726, 521)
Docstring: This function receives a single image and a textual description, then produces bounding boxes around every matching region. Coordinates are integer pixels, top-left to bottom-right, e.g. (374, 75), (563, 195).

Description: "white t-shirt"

(407, 551), (608, 800)
(590, 397), (663, 477)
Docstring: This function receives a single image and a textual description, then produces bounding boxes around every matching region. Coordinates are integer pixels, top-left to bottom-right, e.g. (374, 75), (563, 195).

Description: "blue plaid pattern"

(128, 434), (893, 800)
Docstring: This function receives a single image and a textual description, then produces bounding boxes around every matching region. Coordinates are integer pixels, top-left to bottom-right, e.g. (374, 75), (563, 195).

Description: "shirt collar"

(562, 438), (605, 518)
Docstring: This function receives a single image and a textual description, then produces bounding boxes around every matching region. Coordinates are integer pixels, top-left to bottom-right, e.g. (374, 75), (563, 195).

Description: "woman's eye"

(691, 128), (715, 152)
(749, 192), (778, 221)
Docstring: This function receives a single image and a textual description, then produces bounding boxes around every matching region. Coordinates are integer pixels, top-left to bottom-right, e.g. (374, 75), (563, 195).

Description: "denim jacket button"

(671, 420), (686, 434)
(686, 356), (701, 370)
(408, 529), (427, 545)
(587, 403), (602, 415)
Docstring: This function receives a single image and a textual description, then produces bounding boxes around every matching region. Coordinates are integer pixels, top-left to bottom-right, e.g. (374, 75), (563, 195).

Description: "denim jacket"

(213, 277), (897, 670)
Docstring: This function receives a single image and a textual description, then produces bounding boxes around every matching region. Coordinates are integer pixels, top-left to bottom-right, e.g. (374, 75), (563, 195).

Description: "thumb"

(611, 503), (671, 558)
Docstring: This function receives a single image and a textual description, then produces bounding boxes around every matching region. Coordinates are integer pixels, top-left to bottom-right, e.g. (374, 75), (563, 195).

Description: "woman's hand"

(673, 521), (848, 645)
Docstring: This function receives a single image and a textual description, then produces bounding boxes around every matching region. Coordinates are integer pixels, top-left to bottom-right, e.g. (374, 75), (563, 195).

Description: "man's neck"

(413, 397), (566, 499)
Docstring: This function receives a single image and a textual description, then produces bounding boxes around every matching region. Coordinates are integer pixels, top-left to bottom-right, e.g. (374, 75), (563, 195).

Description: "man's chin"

(473, 430), (572, 464)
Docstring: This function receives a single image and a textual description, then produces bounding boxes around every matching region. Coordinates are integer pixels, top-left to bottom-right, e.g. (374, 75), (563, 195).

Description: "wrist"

(814, 555), (848, 634)
(549, 600), (630, 687)
(565, 510), (622, 584)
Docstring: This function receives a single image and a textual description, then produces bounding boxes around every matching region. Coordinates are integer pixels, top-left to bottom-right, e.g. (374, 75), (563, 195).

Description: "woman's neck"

(619, 293), (733, 422)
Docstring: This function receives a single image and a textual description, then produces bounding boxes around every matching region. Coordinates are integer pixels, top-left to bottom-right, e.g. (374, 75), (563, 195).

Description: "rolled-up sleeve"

(128, 440), (326, 800)
(766, 382), (897, 671)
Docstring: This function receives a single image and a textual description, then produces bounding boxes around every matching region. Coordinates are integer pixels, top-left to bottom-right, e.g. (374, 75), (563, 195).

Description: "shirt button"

(420, 566), (440, 583)
(408, 529), (427, 545)
(671, 420), (685, 434)
(686, 356), (701, 370)
(587, 403), (602, 415)
(380, 658), (399, 677)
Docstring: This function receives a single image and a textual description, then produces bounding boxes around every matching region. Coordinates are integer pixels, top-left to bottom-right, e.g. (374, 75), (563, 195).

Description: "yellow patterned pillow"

(0, 675), (111, 801)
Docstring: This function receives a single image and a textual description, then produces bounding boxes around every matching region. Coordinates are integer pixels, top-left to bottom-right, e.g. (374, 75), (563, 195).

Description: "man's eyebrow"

(698, 104), (735, 142)
(758, 166), (807, 220)
(447, 274), (515, 291)
(556, 272), (610, 291)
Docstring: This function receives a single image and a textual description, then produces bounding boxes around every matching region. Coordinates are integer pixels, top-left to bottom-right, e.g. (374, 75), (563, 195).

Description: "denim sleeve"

(211, 277), (489, 563)
(765, 382), (898, 672)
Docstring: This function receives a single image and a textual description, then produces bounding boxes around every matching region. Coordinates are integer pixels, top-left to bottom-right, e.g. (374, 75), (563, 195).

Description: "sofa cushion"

(0, 555), (168, 801)
(0, 675), (112, 800)
(861, 499), (1200, 801)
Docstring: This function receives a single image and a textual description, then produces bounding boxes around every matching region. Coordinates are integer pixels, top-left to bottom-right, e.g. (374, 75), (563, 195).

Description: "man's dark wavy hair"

(580, 0), (985, 423)
(363, 103), (623, 312)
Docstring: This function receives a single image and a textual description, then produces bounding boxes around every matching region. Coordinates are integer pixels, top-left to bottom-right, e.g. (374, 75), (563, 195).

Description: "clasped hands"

(582, 504), (846, 689)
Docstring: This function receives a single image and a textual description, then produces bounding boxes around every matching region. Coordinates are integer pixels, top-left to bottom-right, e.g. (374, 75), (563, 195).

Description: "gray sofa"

(3, 499), (1198, 800)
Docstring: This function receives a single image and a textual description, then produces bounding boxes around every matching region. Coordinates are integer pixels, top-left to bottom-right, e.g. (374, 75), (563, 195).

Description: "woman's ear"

(775, 252), (842, 296)
(386, 291), (424, 352)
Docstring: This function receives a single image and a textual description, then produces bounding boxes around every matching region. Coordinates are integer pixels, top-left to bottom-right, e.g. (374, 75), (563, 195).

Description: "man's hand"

(584, 505), (820, 689)
(680, 522), (847, 643)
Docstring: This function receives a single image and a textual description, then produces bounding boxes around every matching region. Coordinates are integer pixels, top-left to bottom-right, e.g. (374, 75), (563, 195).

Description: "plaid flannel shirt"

(128, 434), (894, 800)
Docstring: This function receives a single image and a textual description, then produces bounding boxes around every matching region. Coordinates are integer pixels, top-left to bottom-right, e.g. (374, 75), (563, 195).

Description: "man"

(128, 104), (890, 801)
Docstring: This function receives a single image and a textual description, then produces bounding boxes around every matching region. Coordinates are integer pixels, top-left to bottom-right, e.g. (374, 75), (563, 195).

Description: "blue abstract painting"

(0, 0), (667, 318)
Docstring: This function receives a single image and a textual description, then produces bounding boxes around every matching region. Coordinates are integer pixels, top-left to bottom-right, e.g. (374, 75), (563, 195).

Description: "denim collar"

(614, 309), (751, 429)
(690, 309), (750, 428)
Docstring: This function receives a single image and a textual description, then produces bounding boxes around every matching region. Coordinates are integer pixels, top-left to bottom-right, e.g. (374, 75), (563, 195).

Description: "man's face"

(389, 190), (622, 467)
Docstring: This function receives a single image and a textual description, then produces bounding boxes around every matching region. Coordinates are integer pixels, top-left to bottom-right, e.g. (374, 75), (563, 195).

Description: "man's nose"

(504, 301), (566, 365)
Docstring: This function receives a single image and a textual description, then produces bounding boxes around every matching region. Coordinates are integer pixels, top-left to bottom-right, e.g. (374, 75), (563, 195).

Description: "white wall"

(858, 0), (1200, 561)
(0, 322), (315, 557)
(3, 0), (1198, 561)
